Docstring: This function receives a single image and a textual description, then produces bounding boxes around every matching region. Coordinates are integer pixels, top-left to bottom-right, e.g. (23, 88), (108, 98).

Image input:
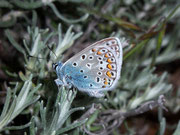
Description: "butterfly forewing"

(61, 37), (123, 92)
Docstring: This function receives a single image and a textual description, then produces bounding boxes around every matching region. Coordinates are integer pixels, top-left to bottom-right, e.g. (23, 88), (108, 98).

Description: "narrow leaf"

(173, 120), (180, 135)
(151, 24), (166, 68)
(2, 122), (31, 131)
(0, 88), (11, 121)
(123, 39), (149, 60)
(56, 118), (88, 134)
(5, 30), (25, 54)
(159, 118), (166, 135)
(49, 3), (89, 23)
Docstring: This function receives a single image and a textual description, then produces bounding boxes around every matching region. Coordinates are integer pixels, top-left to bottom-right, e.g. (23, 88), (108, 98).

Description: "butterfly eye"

(89, 84), (93, 87)
(52, 63), (58, 70)
(72, 62), (78, 67)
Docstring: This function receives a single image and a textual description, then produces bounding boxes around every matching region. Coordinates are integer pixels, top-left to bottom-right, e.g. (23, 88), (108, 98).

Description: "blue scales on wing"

(59, 37), (123, 97)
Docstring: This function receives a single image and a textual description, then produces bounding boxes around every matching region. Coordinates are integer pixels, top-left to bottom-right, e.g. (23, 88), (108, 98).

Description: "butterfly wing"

(61, 37), (123, 93)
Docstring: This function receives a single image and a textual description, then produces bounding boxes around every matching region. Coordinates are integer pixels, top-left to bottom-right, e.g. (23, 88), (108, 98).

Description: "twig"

(82, 95), (167, 135)
(77, 103), (101, 122)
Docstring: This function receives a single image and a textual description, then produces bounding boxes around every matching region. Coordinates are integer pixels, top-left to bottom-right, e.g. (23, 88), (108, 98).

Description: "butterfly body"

(53, 37), (123, 97)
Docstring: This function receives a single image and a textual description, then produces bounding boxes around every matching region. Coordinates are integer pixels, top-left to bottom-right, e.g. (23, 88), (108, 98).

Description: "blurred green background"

(0, 0), (180, 135)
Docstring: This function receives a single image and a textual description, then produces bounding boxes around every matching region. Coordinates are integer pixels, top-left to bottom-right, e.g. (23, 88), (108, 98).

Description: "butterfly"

(53, 37), (123, 98)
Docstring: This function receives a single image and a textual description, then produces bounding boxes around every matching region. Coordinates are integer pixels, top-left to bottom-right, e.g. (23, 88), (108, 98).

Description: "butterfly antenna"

(46, 44), (58, 59)
(27, 54), (47, 60)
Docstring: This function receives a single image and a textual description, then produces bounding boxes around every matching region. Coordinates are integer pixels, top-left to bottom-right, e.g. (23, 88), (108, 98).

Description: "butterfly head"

(52, 63), (58, 70)
(52, 62), (63, 70)
(53, 62), (73, 87)
(52, 62), (63, 79)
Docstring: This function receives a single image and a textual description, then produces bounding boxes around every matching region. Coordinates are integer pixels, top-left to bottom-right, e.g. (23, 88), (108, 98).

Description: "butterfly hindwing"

(61, 37), (123, 93)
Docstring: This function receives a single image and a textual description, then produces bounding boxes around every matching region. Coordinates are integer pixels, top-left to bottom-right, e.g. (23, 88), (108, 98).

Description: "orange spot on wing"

(97, 51), (102, 55)
(107, 58), (112, 63)
(103, 78), (108, 85)
(106, 71), (112, 78)
(107, 64), (112, 70)
(105, 53), (109, 57)
(92, 48), (96, 52)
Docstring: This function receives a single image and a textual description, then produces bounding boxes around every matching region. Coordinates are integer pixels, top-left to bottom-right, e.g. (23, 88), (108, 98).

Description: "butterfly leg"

(87, 91), (104, 98)
(55, 79), (63, 86)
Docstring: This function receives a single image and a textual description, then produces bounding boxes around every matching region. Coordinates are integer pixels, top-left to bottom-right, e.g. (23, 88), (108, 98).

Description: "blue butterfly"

(53, 37), (123, 98)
